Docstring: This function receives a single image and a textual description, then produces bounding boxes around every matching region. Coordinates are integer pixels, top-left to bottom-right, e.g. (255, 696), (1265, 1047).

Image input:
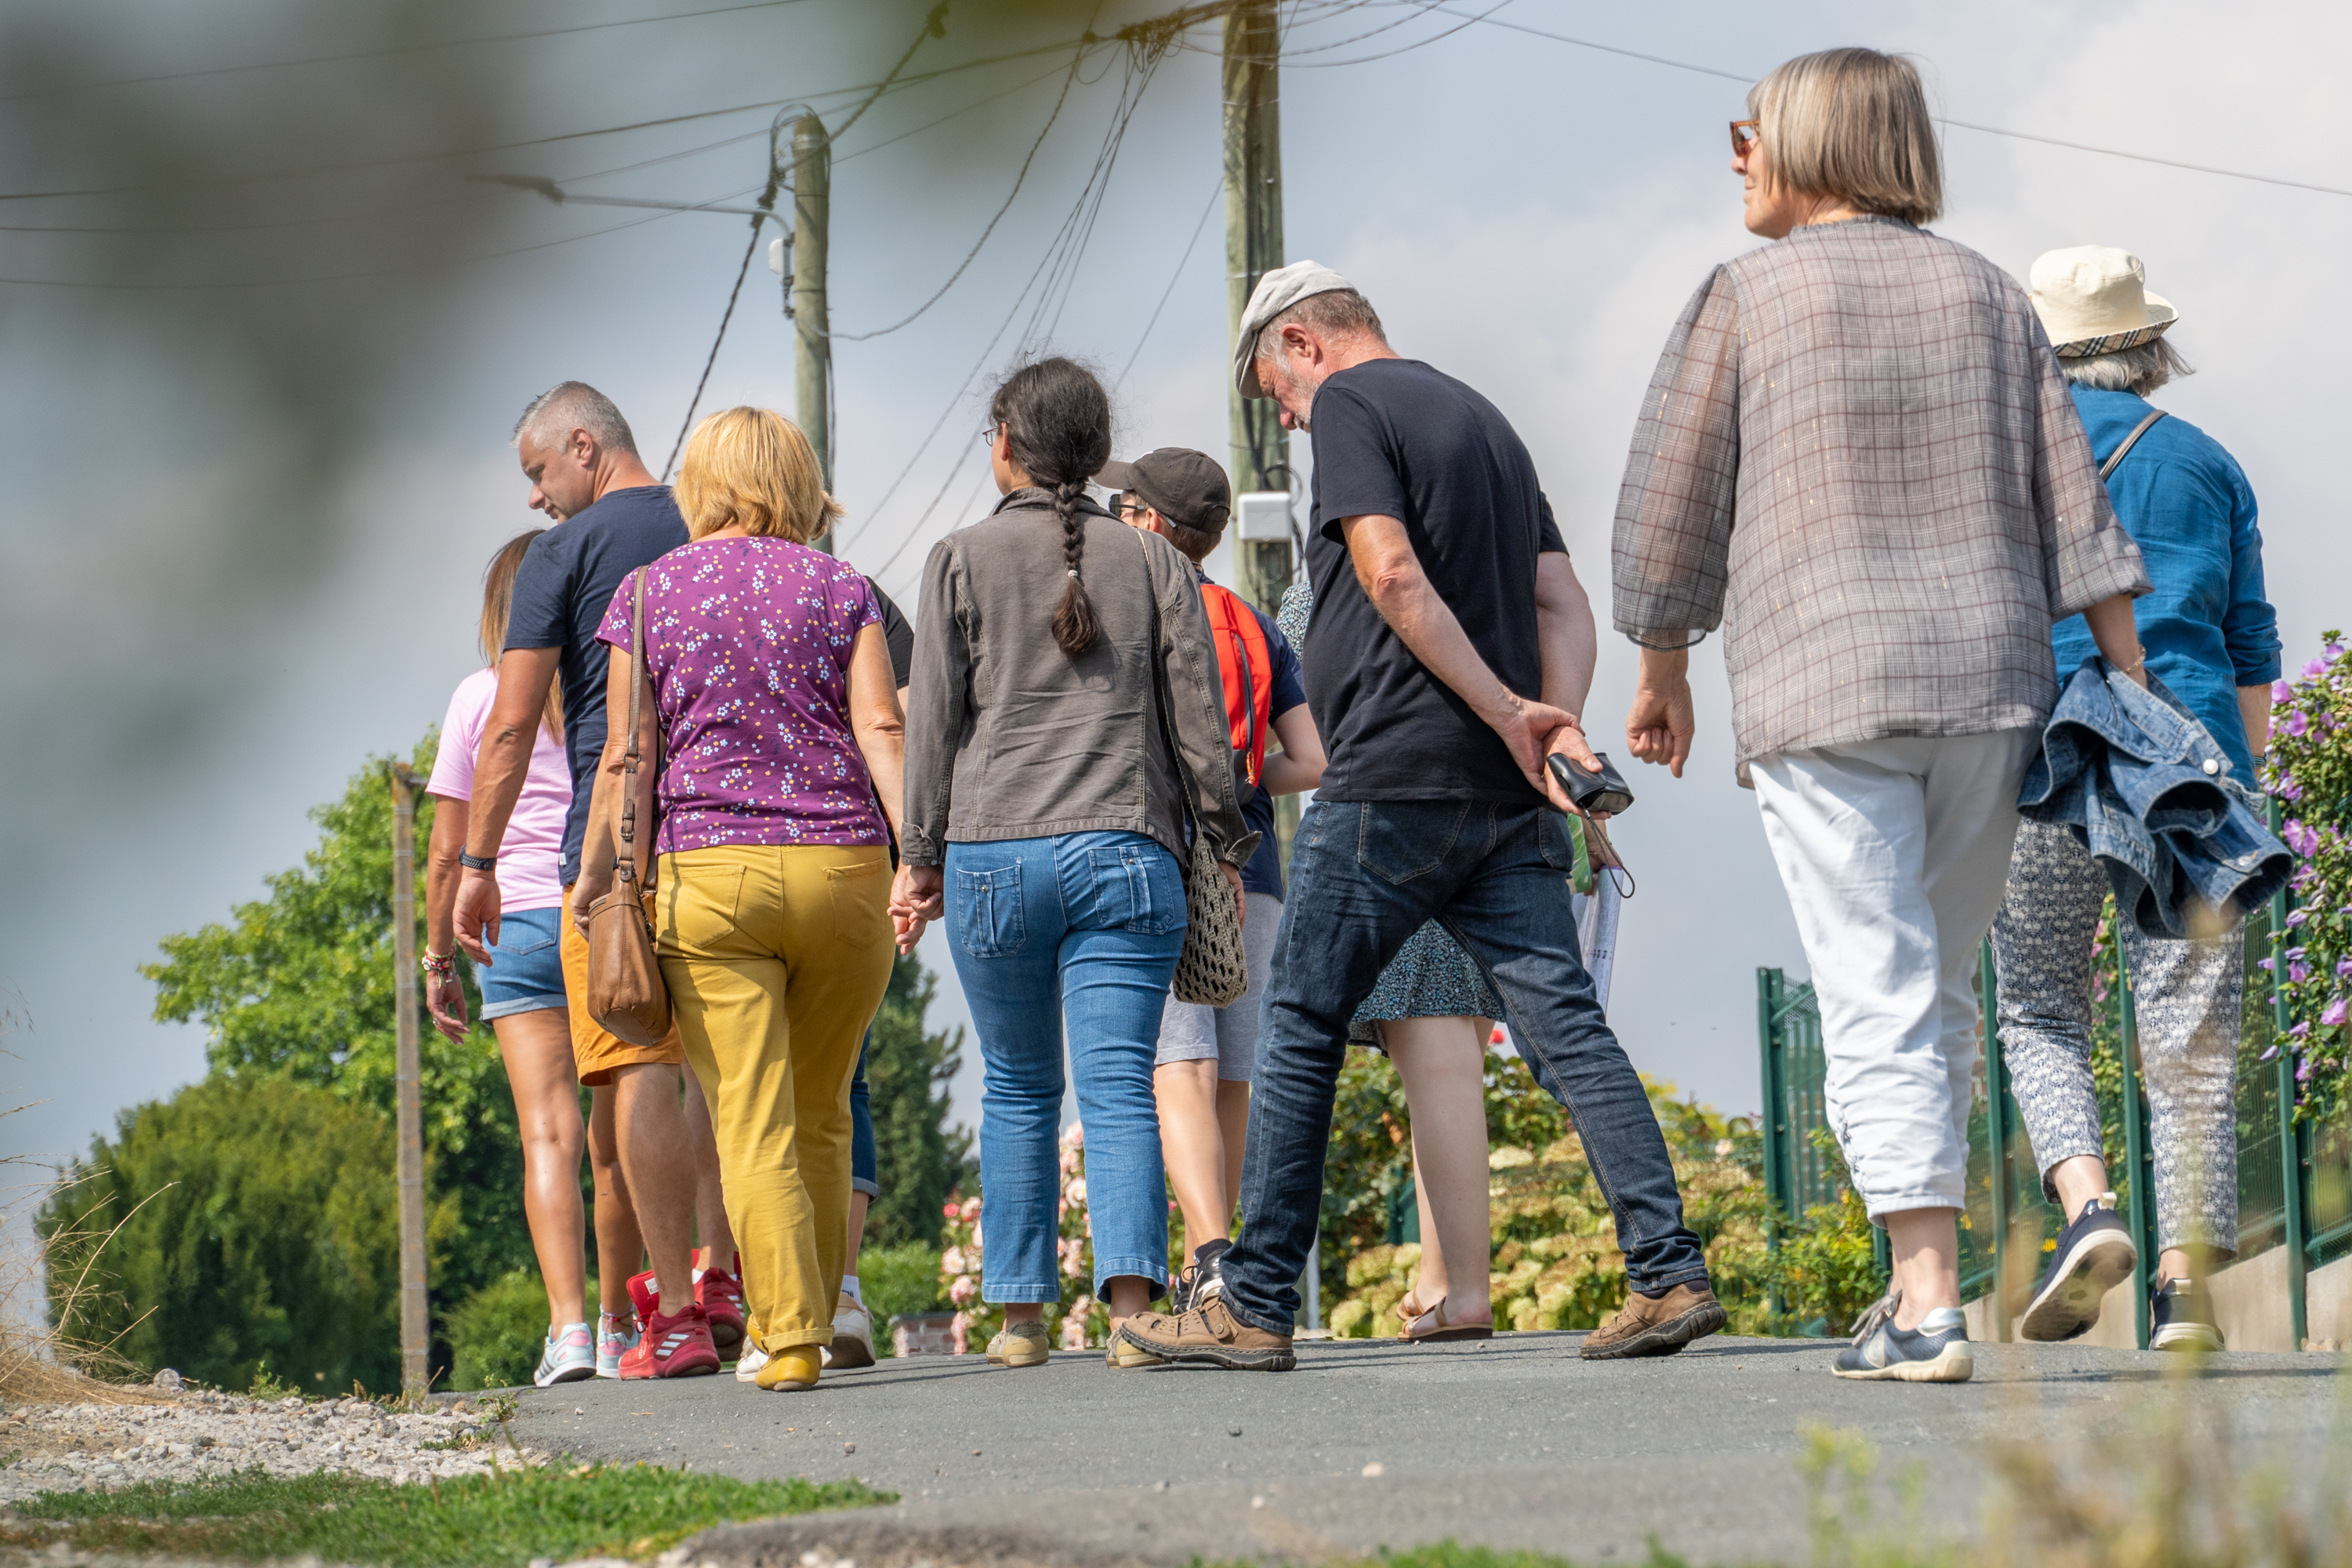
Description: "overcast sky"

(4, 0), (2347, 1181)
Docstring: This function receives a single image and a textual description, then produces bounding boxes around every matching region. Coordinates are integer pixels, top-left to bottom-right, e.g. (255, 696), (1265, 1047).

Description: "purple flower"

(2258, 957), (2276, 972)
(2328, 642), (2346, 660)
(2292, 963), (2314, 984)
(2336, 959), (2352, 982)
(2302, 1058), (2314, 1082)
(2288, 908), (2310, 928)
(2304, 658), (2331, 681)
(2278, 777), (2305, 802)
(2291, 1021), (2312, 1038)
(2288, 946), (2308, 960)
(2274, 679), (2295, 702)
(2285, 711), (2311, 738)
(2324, 997), (2350, 1028)
(2260, 1044), (2280, 1062)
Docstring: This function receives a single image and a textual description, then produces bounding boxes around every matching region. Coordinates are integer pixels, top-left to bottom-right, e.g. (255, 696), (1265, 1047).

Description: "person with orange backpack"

(1102, 448), (1325, 1311)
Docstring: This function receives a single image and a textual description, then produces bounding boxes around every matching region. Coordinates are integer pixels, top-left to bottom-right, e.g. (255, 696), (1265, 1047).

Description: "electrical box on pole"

(1223, 0), (1288, 618)
(793, 112), (833, 550)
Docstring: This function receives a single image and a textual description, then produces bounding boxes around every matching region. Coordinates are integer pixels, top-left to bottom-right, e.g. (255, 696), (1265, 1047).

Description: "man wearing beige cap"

(1988, 245), (2279, 1352)
(1115, 262), (1722, 1371)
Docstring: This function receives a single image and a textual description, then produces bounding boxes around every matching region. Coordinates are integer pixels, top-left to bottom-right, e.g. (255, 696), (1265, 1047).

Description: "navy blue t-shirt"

(504, 485), (691, 884)
(1303, 358), (1566, 803)
(1196, 568), (1308, 898)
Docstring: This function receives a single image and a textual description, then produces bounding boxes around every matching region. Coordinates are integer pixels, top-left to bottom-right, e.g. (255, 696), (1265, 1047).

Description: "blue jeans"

(850, 1028), (877, 1199)
(1225, 800), (1711, 1330)
(945, 832), (1187, 1301)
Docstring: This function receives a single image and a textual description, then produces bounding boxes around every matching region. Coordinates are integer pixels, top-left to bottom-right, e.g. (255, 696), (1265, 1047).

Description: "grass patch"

(3, 1461), (890, 1566)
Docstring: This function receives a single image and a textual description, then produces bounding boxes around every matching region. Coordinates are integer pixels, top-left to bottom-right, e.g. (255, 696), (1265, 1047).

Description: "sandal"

(1396, 1294), (1494, 1343)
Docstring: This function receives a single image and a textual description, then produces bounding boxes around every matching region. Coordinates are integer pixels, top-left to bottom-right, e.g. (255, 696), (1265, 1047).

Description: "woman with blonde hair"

(1613, 47), (2151, 1382)
(572, 407), (916, 1391)
(424, 530), (618, 1385)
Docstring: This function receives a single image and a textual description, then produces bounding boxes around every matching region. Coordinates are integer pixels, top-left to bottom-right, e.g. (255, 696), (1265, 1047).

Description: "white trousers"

(1751, 729), (2038, 1220)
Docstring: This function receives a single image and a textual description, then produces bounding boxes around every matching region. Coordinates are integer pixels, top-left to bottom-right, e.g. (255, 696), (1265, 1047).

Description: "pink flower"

(950, 1311), (971, 1356)
(943, 1200), (960, 1219)
(2336, 959), (2352, 982)
(2274, 679), (2295, 702)
(941, 1246), (967, 1276)
(2260, 1045), (2280, 1062)
(1059, 1314), (1091, 1350)
(1065, 1177), (1087, 1206)
(2290, 963), (2312, 985)
(2324, 997), (2349, 1028)
(961, 1196), (982, 1223)
(2288, 909), (2310, 928)
(950, 1273), (978, 1305)
(2285, 711), (2311, 738)
(1062, 1122), (1085, 1151)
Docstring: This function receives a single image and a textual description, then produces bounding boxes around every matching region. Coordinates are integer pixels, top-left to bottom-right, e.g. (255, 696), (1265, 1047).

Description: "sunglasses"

(1730, 119), (1759, 156)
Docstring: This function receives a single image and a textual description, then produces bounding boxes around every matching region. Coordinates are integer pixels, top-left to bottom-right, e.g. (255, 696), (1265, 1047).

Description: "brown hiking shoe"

(1112, 1296), (1296, 1371)
(1580, 1282), (1726, 1360)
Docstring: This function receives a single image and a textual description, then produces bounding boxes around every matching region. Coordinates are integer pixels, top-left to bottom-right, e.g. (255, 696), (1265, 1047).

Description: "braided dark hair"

(990, 357), (1112, 656)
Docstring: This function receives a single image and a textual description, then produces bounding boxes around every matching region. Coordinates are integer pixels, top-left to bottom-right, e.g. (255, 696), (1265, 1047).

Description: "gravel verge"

(0, 1386), (547, 1501)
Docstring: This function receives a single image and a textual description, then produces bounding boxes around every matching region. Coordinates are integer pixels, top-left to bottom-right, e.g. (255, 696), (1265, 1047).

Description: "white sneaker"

(734, 1344), (770, 1384)
(825, 1292), (877, 1370)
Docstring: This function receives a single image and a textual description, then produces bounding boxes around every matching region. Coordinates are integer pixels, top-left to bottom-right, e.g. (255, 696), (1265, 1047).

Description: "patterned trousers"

(1988, 820), (2240, 1254)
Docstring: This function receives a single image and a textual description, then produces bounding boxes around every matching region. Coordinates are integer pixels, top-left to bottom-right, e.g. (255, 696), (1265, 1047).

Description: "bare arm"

(1341, 514), (1597, 811)
(423, 793), (472, 1041)
(1260, 703), (1325, 796)
(2081, 594), (2151, 689)
(450, 646), (561, 961)
(569, 644), (659, 932)
(1534, 550), (1599, 724)
(2238, 684), (2274, 759)
(847, 624), (909, 843)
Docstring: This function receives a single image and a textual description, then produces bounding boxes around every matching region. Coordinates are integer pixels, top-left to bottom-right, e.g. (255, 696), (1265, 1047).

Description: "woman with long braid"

(895, 357), (1254, 1368)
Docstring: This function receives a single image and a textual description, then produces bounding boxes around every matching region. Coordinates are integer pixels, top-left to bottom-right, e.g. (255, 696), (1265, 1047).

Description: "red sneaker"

(617, 1305), (721, 1379)
(626, 1269), (660, 1323)
(696, 1261), (746, 1356)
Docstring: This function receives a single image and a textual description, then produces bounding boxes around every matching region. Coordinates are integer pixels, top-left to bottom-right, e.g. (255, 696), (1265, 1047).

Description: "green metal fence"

(1757, 801), (2347, 1345)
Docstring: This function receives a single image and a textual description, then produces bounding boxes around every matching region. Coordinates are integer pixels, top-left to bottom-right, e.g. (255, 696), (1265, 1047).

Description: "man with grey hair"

(450, 382), (738, 1381)
(1115, 262), (1721, 1371)
(1987, 247), (2278, 1352)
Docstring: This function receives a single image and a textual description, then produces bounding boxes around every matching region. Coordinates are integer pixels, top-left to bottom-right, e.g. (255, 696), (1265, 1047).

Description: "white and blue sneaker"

(2151, 1278), (2223, 1352)
(1833, 1292), (1973, 1383)
(595, 1311), (640, 1380)
(2020, 1192), (2137, 1342)
(535, 1321), (597, 1387)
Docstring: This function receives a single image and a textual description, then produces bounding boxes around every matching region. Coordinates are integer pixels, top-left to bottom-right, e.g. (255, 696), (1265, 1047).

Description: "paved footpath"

(512, 1332), (2343, 1567)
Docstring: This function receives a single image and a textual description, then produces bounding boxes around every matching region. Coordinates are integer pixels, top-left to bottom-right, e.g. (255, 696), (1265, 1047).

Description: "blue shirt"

(2051, 386), (2279, 776)
(1196, 568), (1308, 898)
(505, 485), (691, 884)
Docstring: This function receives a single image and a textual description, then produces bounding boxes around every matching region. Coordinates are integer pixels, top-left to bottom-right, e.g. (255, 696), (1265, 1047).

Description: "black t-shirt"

(1301, 358), (1567, 803)
(872, 579), (914, 688)
(505, 485), (691, 884)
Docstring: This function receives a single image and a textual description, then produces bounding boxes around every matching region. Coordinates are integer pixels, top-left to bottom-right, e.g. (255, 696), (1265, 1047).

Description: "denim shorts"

(479, 905), (568, 1020)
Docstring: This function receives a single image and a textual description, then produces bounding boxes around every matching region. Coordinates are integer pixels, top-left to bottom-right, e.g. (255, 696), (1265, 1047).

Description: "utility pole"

(793, 112), (834, 550)
(387, 764), (430, 1400)
(1223, 0), (1288, 616)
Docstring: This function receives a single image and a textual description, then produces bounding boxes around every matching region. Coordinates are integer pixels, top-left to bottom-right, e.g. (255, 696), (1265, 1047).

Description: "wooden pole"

(793, 111), (833, 547)
(1222, 0), (1288, 616)
(389, 763), (430, 1399)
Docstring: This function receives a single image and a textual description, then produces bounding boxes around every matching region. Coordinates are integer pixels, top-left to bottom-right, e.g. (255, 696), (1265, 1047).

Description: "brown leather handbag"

(585, 569), (672, 1046)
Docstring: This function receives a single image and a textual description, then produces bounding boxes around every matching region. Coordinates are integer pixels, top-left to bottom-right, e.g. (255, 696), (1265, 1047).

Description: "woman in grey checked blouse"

(1278, 578), (1501, 1339)
(1611, 47), (2152, 1383)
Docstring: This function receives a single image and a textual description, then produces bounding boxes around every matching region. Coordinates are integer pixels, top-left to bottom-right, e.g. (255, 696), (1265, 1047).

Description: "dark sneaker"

(1169, 1237), (1233, 1314)
(2151, 1278), (2223, 1352)
(1112, 1295), (1295, 1370)
(1833, 1293), (1973, 1383)
(1579, 1282), (1727, 1359)
(2019, 1192), (2137, 1343)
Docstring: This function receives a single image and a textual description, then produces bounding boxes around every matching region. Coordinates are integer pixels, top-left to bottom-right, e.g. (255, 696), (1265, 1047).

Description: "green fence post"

(1979, 938), (2011, 1341)
(1759, 967), (1788, 1327)
(2270, 798), (2310, 1349)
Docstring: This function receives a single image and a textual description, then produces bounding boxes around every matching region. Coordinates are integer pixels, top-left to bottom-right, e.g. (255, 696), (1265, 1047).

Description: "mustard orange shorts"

(561, 884), (684, 1087)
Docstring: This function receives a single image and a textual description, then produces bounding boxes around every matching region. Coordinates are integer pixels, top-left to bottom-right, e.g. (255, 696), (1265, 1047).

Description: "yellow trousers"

(655, 843), (893, 1351)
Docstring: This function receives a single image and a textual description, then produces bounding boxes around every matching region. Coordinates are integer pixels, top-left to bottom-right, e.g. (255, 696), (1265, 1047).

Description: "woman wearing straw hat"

(1612, 48), (2154, 1383)
(1987, 246), (2281, 1352)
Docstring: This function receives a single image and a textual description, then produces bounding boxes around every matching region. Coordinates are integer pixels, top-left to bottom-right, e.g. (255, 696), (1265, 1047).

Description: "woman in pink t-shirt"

(423, 531), (605, 1387)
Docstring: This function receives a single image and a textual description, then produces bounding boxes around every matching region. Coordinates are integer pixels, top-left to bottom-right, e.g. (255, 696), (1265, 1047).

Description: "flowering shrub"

(2261, 630), (2352, 1121)
(936, 1122), (1186, 1353)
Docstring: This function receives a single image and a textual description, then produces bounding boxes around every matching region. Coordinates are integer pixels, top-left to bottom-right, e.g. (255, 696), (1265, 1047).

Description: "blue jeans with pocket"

(1224, 800), (1711, 1330)
(849, 1027), (877, 1199)
(945, 831), (1187, 1302)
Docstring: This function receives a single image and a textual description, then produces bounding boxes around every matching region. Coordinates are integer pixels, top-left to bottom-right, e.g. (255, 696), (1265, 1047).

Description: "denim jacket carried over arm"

(2018, 655), (2291, 938)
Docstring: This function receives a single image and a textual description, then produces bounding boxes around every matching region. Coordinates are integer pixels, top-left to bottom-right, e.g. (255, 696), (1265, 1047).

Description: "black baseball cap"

(1096, 448), (1231, 535)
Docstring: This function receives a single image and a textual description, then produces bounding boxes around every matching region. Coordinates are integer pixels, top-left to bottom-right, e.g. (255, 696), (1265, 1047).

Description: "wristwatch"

(459, 851), (497, 872)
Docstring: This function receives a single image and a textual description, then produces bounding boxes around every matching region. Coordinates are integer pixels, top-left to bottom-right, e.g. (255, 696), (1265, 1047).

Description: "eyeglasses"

(978, 422), (1003, 448)
(1730, 119), (1759, 156)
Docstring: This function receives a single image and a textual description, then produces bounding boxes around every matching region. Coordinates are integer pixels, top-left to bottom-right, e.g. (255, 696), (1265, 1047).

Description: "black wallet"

(1547, 751), (1635, 817)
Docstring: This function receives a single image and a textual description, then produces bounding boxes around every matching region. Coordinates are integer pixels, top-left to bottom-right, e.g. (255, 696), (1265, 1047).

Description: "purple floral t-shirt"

(595, 537), (887, 854)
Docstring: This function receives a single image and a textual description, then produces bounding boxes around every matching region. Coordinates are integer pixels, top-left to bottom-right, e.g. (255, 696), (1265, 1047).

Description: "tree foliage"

(2263, 629), (2351, 1120)
(142, 735), (531, 1337)
(38, 1075), (430, 1395)
(861, 949), (971, 1250)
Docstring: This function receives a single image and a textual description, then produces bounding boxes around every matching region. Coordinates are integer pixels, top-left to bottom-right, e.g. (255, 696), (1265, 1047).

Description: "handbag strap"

(2098, 408), (2169, 481)
(616, 568), (655, 891)
(1134, 531), (1204, 846)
